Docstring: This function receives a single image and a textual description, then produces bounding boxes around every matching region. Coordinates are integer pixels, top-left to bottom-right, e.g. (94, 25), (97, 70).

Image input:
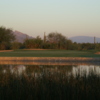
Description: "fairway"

(0, 50), (100, 57)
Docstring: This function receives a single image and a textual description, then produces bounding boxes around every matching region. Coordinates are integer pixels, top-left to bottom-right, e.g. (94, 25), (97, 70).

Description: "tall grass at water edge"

(0, 71), (100, 100)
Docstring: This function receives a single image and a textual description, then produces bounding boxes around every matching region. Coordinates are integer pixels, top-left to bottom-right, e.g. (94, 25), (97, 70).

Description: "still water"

(0, 62), (100, 100)
(0, 63), (100, 77)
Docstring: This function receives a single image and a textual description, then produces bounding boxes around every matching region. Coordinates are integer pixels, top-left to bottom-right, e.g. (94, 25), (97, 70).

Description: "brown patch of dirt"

(23, 49), (56, 50)
(95, 52), (100, 54)
(0, 50), (13, 52)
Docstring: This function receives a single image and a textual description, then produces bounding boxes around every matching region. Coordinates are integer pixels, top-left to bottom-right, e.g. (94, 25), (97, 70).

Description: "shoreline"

(0, 57), (100, 62)
(0, 60), (100, 65)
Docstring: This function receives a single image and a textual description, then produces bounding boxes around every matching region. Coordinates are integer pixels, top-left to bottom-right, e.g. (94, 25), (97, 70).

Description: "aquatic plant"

(0, 69), (100, 100)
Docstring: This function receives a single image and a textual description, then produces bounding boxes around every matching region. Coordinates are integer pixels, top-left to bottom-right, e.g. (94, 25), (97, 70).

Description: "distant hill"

(70, 36), (100, 43)
(13, 31), (34, 43)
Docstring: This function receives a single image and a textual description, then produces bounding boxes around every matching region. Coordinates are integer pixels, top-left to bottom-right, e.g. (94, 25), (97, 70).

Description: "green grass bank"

(0, 49), (100, 57)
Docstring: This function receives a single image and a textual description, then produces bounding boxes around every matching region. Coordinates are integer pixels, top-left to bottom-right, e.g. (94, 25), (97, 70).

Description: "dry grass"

(95, 52), (100, 54)
(0, 50), (13, 52)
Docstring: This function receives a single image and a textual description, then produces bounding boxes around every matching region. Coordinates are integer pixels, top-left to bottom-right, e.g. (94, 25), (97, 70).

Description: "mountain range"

(13, 31), (100, 43)
(13, 31), (33, 43)
(69, 36), (100, 43)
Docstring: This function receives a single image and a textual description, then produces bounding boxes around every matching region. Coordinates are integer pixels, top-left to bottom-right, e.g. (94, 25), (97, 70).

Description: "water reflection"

(0, 63), (100, 100)
(0, 64), (100, 77)
(72, 65), (100, 77)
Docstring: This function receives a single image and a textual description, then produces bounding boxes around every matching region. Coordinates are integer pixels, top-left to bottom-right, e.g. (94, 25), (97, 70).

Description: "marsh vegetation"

(0, 65), (100, 100)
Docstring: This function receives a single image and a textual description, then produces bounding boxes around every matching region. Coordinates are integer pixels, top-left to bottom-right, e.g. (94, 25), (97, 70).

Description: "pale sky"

(0, 0), (100, 38)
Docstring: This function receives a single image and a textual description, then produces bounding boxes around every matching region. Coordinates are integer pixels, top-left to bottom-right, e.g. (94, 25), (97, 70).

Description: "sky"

(0, 0), (100, 38)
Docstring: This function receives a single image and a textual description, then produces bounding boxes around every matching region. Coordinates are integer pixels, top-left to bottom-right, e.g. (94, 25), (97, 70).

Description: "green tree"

(66, 39), (73, 50)
(47, 32), (72, 49)
(24, 36), (43, 49)
(34, 36), (43, 48)
(24, 39), (35, 49)
(0, 26), (15, 50)
(11, 42), (23, 50)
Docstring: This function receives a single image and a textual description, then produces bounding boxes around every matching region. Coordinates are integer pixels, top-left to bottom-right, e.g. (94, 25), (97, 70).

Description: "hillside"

(13, 31), (33, 43)
(70, 36), (100, 43)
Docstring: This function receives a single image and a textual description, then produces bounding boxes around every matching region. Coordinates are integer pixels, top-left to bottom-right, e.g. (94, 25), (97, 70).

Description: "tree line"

(0, 26), (100, 50)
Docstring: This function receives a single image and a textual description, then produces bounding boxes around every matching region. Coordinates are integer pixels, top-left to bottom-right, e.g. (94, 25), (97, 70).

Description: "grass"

(0, 69), (100, 100)
(0, 49), (100, 57)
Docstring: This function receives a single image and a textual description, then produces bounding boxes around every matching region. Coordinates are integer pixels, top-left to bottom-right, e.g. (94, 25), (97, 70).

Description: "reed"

(0, 70), (100, 100)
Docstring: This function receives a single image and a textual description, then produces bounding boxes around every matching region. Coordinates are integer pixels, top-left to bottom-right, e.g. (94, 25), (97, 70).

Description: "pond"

(0, 64), (100, 77)
(0, 62), (100, 100)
